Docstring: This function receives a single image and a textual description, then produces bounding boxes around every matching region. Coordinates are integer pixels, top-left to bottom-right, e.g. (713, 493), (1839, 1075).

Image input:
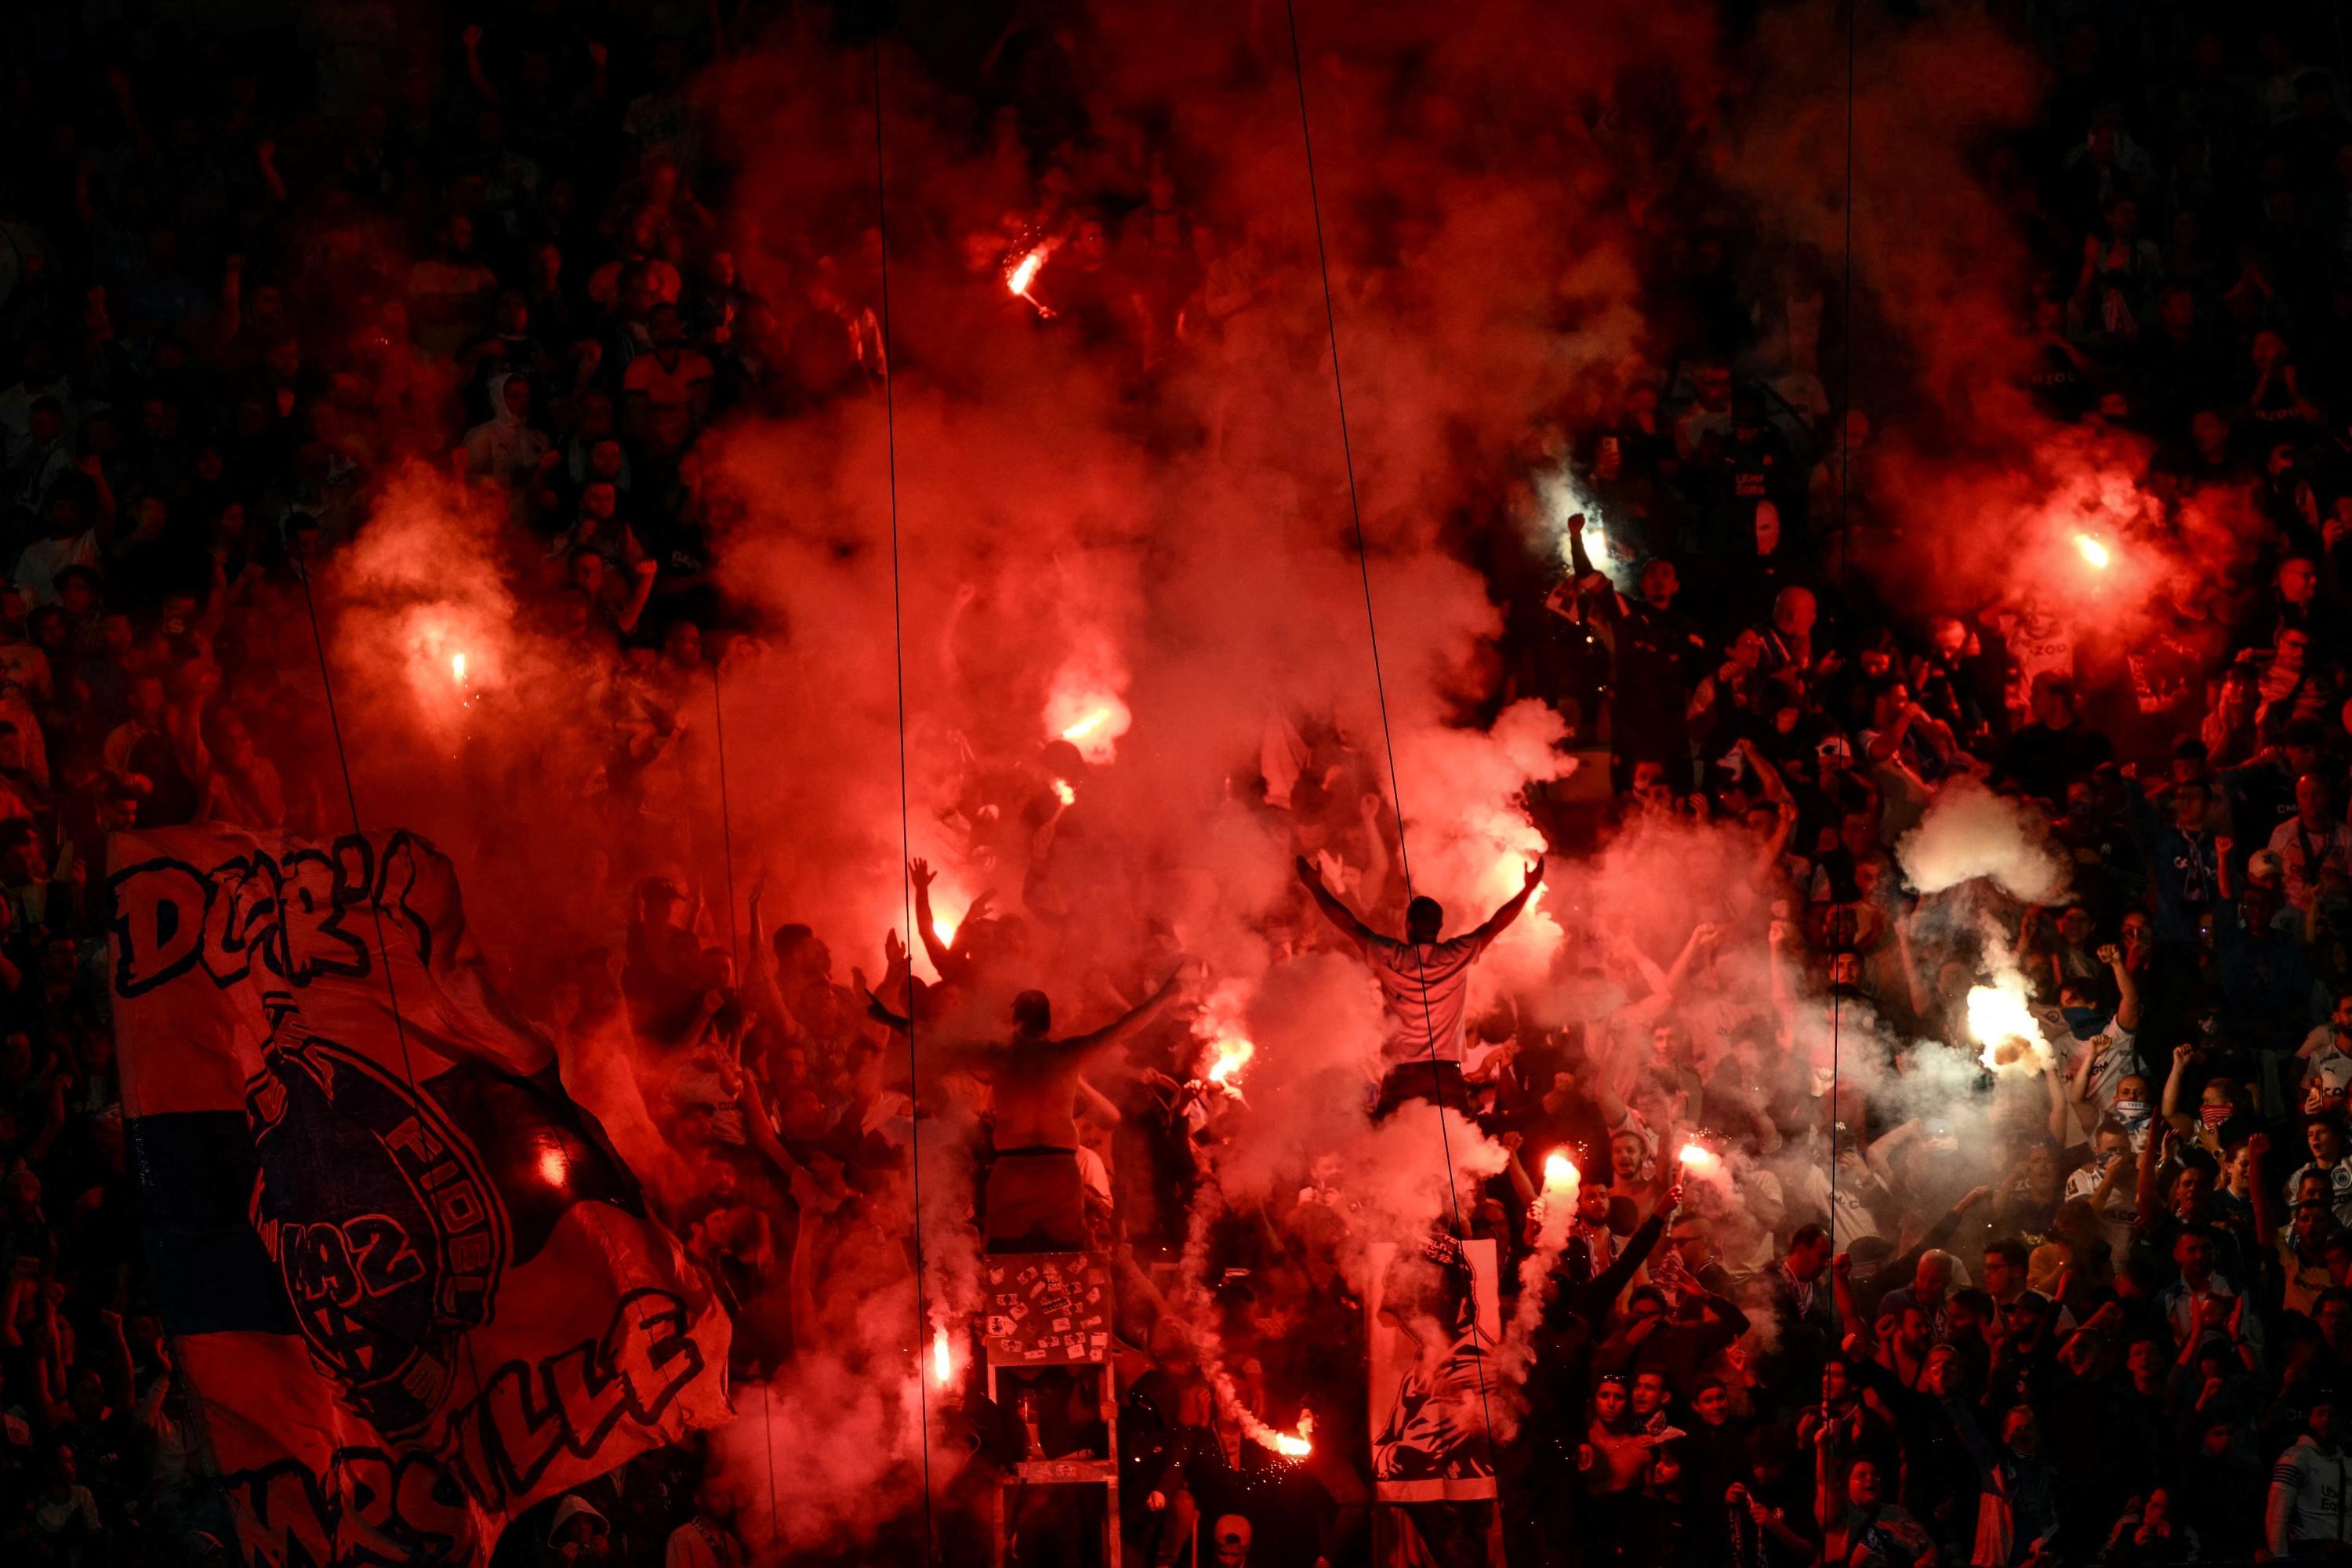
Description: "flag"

(1367, 1235), (1506, 1568)
(108, 824), (731, 1567)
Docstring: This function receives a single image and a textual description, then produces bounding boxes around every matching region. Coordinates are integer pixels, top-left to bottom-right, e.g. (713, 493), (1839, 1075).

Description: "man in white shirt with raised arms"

(1296, 852), (1544, 1119)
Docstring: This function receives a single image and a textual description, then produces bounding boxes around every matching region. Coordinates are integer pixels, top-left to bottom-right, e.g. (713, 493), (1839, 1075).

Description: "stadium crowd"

(9, 4), (2352, 1568)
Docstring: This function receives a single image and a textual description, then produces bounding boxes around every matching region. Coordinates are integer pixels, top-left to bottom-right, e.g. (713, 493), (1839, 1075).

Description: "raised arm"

(1472, 856), (1547, 946)
(1831, 1253), (1864, 1344)
(908, 857), (960, 977)
(2064, 1034), (2104, 1136)
(615, 558), (658, 637)
(1295, 855), (1377, 948)
(1893, 907), (1934, 1023)
(2042, 1051), (2068, 1144)
(1751, 793), (1798, 891)
(2249, 1132), (2281, 1249)
(863, 980), (915, 1036)
(2133, 1121), (2168, 1234)
(1063, 967), (1188, 1063)
(2105, 942), (2140, 1033)
(1863, 1119), (1917, 1188)
(1566, 513), (1598, 583)
(1358, 793), (1392, 905)
(1569, 1185), (1677, 1318)
(1657, 922), (1719, 1000)
(1865, 701), (1920, 764)
(1074, 1073), (1123, 1127)
(460, 24), (503, 104)
(1766, 917), (1800, 1025)
(2159, 1041), (2192, 1124)
(742, 881), (810, 1050)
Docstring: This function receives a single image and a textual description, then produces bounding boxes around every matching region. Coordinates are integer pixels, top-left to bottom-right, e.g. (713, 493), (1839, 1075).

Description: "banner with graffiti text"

(109, 825), (731, 1568)
(1367, 1235), (1507, 1568)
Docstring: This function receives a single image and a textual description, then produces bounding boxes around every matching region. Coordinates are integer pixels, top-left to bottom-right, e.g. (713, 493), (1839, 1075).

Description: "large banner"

(1367, 1235), (1507, 1568)
(109, 826), (731, 1568)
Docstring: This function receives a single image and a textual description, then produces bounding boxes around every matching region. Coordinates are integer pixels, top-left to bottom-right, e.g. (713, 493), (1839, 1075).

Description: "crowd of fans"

(10, 4), (2352, 1568)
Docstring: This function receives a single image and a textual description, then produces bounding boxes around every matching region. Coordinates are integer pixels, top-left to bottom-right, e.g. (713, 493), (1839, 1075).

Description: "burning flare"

(931, 1327), (953, 1386)
(1206, 1036), (1255, 1090)
(2074, 532), (2111, 570)
(1967, 970), (2055, 1075)
(1542, 1151), (1578, 1190)
(1044, 652), (1133, 763)
(1258, 1411), (1312, 1458)
(1192, 982), (1258, 1097)
(451, 652), (469, 684)
(1004, 241), (1059, 318)
(1677, 1141), (1718, 1171)
(1057, 702), (1128, 757)
(1051, 778), (1076, 806)
(1204, 1356), (1313, 1461)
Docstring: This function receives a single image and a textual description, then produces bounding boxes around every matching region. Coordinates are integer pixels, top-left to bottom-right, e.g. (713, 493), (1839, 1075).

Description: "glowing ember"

(2074, 533), (2111, 570)
(1206, 1037), (1255, 1088)
(451, 652), (468, 684)
(1542, 1151), (1578, 1189)
(537, 1147), (568, 1186)
(1677, 1142), (1717, 1171)
(931, 1327), (952, 1385)
(1052, 778), (1076, 805)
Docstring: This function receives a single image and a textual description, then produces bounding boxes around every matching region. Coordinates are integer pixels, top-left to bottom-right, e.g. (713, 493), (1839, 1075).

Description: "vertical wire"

(709, 659), (782, 1560)
(1832, 0), (1860, 1249)
(1282, 0), (1504, 1479)
(868, 34), (940, 1562)
(289, 543), (495, 1479)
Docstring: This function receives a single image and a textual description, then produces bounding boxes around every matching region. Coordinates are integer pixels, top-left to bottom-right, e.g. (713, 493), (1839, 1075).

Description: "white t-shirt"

(1676, 990), (1747, 1075)
(2304, 1030), (2352, 1101)
(2271, 817), (2352, 913)
(2286, 1160), (2352, 1228)
(2035, 1003), (2135, 1145)
(13, 530), (96, 604)
(1364, 930), (1494, 1066)
(32, 1483), (100, 1542)
(2063, 1161), (2136, 1255)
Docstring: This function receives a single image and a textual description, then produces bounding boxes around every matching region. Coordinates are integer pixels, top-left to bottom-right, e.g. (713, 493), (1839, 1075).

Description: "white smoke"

(1895, 776), (2067, 904)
